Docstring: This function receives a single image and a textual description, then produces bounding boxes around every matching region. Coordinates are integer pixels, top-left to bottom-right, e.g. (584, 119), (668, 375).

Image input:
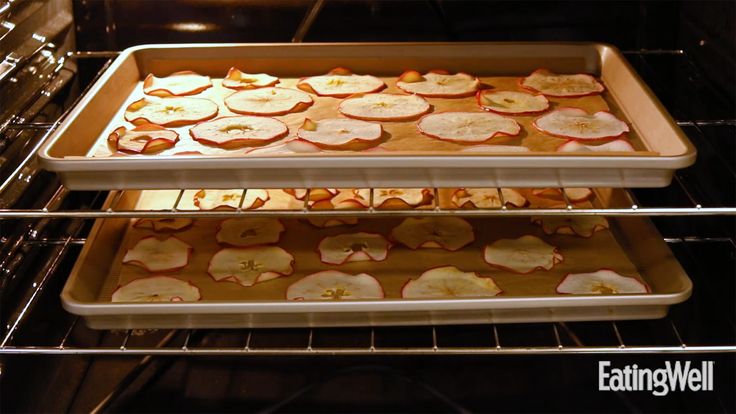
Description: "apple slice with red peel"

(107, 124), (179, 154)
(208, 246), (295, 287)
(557, 139), (635, 152)
(520, 69), (605, 97)
(531, 187), (593, 203)
(460, 145), (530, 153)
(397, 70), (480, 98)
(222, 67), (279, 90)
(483, 235), (563, 274)
(338, 93), (431, 121)
(297, 68), (385, 97)
(418, 112), (521, 143)
(296, 118), (382, 150)
(306, 217), (359, 228)
(143, 71), (212, 97)
(373, 188), (433, 209)
(534, 108), (629, 140)
(330, 189), (371, 209)
(531, 216), (609, 238)
(133, 218), (193, 232)
(123, 236), (193, 273)
(401, 266), (502, 298)
(284, 188), (338, 202)
(125, 97), (219, 127)
(286, 270), (384, 300)
(224, 87), (313, 116)
(476, 90), (550, 115)
(111, 276), (201, 302)
(556, 269), (650, 294)
(317, 232), (391, 265)
(451, 188), (526, 208)
(391, 217), (474, 251)
(190, 116), (288, 149)
(193, 189), (269, 210)
(216, 218), (285, 247)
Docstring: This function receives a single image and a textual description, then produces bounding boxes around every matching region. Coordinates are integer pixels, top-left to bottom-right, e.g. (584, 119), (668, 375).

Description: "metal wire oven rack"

(0, 48), (734, 357)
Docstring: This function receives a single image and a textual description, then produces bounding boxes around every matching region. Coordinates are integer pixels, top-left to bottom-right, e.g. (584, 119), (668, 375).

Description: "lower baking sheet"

(61, 190), (692, 329)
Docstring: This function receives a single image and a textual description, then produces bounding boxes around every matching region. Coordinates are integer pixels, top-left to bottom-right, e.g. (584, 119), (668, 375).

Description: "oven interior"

(0, 1), (734, 412)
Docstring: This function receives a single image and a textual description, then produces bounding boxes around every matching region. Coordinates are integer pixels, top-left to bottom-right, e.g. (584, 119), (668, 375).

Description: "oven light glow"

(168, 22), (216, 32)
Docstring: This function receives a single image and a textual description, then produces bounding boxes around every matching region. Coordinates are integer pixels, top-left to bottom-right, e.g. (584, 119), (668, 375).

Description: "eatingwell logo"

(599, 361), (714, 396)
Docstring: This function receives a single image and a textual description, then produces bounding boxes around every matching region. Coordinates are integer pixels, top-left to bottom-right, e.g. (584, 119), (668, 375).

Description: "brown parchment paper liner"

(89, 75), (648, 158)
(97, 189), (646, 302)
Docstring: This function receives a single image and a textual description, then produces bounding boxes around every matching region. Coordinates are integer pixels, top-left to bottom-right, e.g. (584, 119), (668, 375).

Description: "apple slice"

(123, 236), (192, 273)
(190, 116), (288, 149)
(476, 90), (550, 115)
(107, 124), (179, 154)
(338, 93), (431, 121)
(401, 266), (502, 298)
(222, 67), (279, 90)
(124, 97), (218, 127)
(417, 112), (521, 143)
(216, 218), (285, 247)
(143, 71), (212, 97)
(286, 270), (384, 300)
(557, 139), (635, 152)
(111, 276), (201, 302)
(328, 189), (371, 209)
(451, 188), (526, 208)
(193, 189), (269, 210)
(317, 232), (391, 265)
(533, 108), (629, 140)
(483, 235), (563, 274)
(531, 216), (609, 238)
(284, 188), (338, 202)
(297, 68), (385, 97)
(306, 217), (359, 228)
(296, 118), (382, 150)
(391, 217), (474, 251)
(460, 145), (530, 153)
(556, 269), (650, 294)
(520, 69), (605, 97)
(208, 246), (295, 287)
(133, 218), (193, 232)
(243, 139), (324, 156)
(531, 188), (593, 203)
(396, 70), (480, 98)
(373, 188), (434, 209)
(224, 87), (313, 116)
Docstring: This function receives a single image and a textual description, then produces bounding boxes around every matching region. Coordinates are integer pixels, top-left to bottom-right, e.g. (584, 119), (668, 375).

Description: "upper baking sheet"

(39, 43), (696, 189)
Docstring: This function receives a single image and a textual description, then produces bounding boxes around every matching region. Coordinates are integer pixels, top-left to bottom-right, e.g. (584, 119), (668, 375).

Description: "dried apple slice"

(451, 188), (526, 208)
(296, 118), (382, 150)
(107, 124), (179, 154)
(520, 69), (605, 97)
(317, 232), (391, 265)
(306, 217), (359, 228)
(483, 235), (563, 274)
(476, 90), (550, 115)
(417, 112), (521, 143)
(111, 276), (201, 302)
(243, 139), (324, 156)
(533, 108), (629, 140)
(460, 145), (530, 153)
(222, 67), (279, 90)
(123, 236), (192, 273)
(143, 71), (212, 97)
(216, 218), (285, 247)
(557, 139), (635, 152)
(401, 266), (501, 298)
(556, 269), (650, 294)
(193, 189), (269, 210)
(124, 97), (218, 127)
(224, 87), (313, 116)
(208, 246), (294, 287)
(396, 70), (480, 98)
(391, 217), (474, 251)
(284, 188), (338, 202)
(531, 188), (593, 203)
(297, 68), (385, 97)
(329, 189), (371, 209)
(133, 218), (193, 232)
(531, 216), (608, 238)
(190, 116), (288, 149)
(286, 270), (384, 300)
(338, 93), (431, 121)
(373, 188), (433, 209)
